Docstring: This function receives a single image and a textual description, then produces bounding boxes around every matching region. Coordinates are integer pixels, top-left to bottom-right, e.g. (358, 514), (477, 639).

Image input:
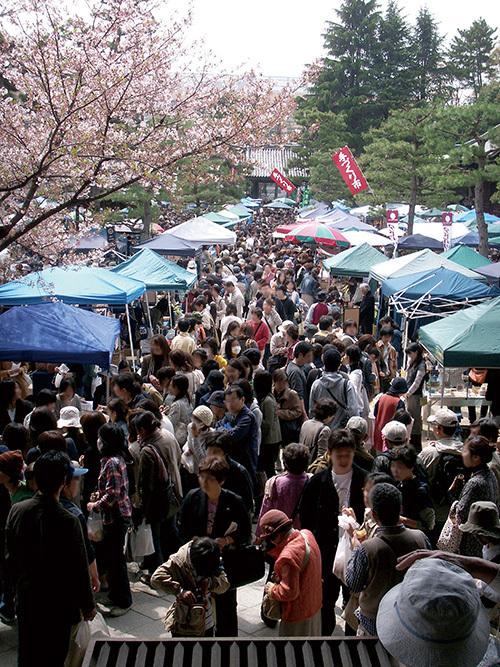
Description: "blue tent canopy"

(133, 232), (201, 257)
(0, 302), (120, 368)
(0, 266), (145, 306)
(397, 234), (443, 251)
(452, 231), (500, 248)
(111, 248), (196, 291)
(327, 216), (377, 232)
(381, 267), (500, 301)
(297, 203), (332, 220)
(454, 210), (500, 226)
(74, 230), (108, 252)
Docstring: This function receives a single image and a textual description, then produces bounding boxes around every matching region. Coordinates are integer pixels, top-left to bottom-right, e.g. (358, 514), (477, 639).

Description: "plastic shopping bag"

(87, 510), (104, 542)
(75, 612), (110, 649)
(333, 514), (357, 584)
(129, 520), (155, 561)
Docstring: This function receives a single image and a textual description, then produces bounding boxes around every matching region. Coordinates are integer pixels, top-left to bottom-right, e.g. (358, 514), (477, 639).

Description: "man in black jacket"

(298, 429), (365, 636)
(6, 451), (95, 666)
(358, 283), (375, 335)
(274, 285), (297, 322)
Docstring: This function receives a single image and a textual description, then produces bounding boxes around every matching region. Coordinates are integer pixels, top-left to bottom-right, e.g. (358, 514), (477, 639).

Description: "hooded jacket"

(309, 371), (359, 429)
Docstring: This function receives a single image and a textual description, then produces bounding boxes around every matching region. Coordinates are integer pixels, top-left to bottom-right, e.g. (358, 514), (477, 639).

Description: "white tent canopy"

(412, 222), (470, 241)
(168, 216), (237, 245)
(369, 249), (486, 283)
(341, 230), (389, 247)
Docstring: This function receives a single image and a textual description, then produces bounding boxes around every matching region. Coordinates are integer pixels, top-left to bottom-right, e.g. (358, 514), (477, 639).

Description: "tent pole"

(168, 292), (173, 328)
(125, 303), (136, 370)
(440, 365), (445, 408)
(403, 316), (410, 369)
(146, 296), (154, 336)
(106, 373), (110, 402)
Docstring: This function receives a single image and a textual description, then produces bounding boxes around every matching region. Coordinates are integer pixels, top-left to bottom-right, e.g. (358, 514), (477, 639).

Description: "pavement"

(0, 562), (346, 664)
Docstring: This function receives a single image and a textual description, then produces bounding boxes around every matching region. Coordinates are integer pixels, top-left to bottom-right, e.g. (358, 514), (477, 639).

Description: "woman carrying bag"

(258, 510), (322, 637)
(179, 456), (252, 637)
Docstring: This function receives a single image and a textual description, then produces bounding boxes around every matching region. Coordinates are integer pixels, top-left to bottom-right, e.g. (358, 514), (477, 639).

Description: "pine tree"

(433, 103), (500, 257)
(448, 19), (497, 100)
(373, 1), (414, 118)
(412, 8), (446, 102)
(360, 106), (454, 234)
(308, 0), (382, 152)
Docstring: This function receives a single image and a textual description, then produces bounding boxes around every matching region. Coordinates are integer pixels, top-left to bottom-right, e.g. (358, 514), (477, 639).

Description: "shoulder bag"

(262, 532), (311, 621)
(146, 444), (182, 519)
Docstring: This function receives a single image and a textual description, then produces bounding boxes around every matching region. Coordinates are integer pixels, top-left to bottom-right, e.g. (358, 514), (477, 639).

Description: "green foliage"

(290, 107), (352, 204)
(308, 0), (382, 152)
(448, 19), (497, 100)
(360, 106), (455, 234)
(411, 7), (447, 102)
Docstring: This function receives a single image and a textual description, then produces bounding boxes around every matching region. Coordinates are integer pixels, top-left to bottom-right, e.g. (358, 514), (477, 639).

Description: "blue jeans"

(95, 516), (132, 608)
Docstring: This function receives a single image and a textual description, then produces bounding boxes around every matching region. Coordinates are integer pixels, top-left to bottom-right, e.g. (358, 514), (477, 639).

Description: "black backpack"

(430, 452), (467, 506)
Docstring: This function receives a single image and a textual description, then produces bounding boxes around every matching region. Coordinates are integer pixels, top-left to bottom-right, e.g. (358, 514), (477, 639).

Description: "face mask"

(233, 346), (241, 355)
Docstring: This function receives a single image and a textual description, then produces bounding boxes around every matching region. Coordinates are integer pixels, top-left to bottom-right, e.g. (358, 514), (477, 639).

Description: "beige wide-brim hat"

(57, 405), (81, 429)
(377, 559), (489, 667)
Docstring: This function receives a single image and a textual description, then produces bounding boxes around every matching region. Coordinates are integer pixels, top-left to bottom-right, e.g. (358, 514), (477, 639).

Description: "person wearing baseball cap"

(373, 376), (408, 453)
(418, 408), (464, 528)
(207, 390), (227, 421)
(371, 420), (408, 475)
(346, 416), (374, 472)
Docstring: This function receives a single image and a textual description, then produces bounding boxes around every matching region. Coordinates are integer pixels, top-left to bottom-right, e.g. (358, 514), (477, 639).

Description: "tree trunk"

(143, 199), (152, 240)
(408, 168), (417, 237)
(475, 153), (489, 258)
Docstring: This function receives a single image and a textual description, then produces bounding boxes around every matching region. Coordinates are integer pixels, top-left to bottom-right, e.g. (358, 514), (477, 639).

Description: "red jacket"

(269, 529), (322, 623)
(252, 319), (270, 352)
(374, 394), (402, 452)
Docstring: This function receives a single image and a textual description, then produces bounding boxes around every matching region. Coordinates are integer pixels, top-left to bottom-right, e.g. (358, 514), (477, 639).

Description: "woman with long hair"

(167, 375), (193, 446)
(405, 342), (427, 450)
(254, 370), (281, 481)
(80, 410), (107, 512)
(344, 345), (369, 419)
(107, 397), (130, 438)
(141, 334), (170, 385)
(113, 373), (144, 409)
(170, 350), (204, 400)
(0, 379), (31, 435)
(223, 336), (242, 363)
(87, 423), (132, 615)
(54, 376), (82, 418)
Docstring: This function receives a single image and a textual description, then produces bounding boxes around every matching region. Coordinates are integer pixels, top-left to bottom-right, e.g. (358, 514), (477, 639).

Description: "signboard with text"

(442, 212), (453, 251)
(332, 146), (369, 195)
(270, 169), (296, 194)
(387, 210), (399, 247)
(302, 188), (311, 208)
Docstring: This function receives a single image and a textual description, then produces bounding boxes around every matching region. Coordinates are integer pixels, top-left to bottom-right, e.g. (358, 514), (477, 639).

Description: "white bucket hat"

(377, 558), (490, 667)
(57, 405), (81, 429)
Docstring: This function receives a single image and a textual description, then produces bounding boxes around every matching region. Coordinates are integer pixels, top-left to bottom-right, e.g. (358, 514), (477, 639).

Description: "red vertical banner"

(269, 169), (296, 194)
(442, 212), (453, 251)
(332, 146), (369, 195)
(387, 210), (400, 247)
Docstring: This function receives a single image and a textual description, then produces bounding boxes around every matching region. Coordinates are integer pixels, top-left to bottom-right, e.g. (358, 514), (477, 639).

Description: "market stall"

(418, 296), (500, 410)
(0, 265), (146, 367)
(323, 242), (388, 277)
(369, 248), (486, 284)
(440, 244), (493, 270)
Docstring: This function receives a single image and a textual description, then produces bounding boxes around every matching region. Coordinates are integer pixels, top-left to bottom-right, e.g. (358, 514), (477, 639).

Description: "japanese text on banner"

(270, 169), (296, 194)
(332, 146), (369, 195)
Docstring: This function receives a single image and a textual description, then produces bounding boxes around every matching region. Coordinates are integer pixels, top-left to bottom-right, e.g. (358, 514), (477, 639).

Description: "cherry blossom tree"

(0, 0), (296, 264)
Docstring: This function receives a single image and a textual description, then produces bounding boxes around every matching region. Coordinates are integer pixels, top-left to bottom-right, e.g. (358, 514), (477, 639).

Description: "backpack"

(325, 379), (350, 428)
(430, 451), (467, 506)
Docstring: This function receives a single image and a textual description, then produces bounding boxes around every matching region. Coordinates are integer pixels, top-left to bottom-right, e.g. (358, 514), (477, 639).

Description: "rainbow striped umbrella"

(285, 221), (350, 247)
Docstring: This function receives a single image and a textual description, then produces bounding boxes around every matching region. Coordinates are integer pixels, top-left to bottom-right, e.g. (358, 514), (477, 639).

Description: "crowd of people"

(1, 218), (500, 666)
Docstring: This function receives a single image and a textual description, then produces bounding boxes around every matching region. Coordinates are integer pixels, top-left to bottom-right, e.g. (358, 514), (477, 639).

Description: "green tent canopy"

(440, 244), (493, 270)
(203, 212), (233, 224)
(111, 248), (197, 291)
(322, 243), (388, 277)
(420, 207), (445, 219)
(418, 296), (500, 367)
